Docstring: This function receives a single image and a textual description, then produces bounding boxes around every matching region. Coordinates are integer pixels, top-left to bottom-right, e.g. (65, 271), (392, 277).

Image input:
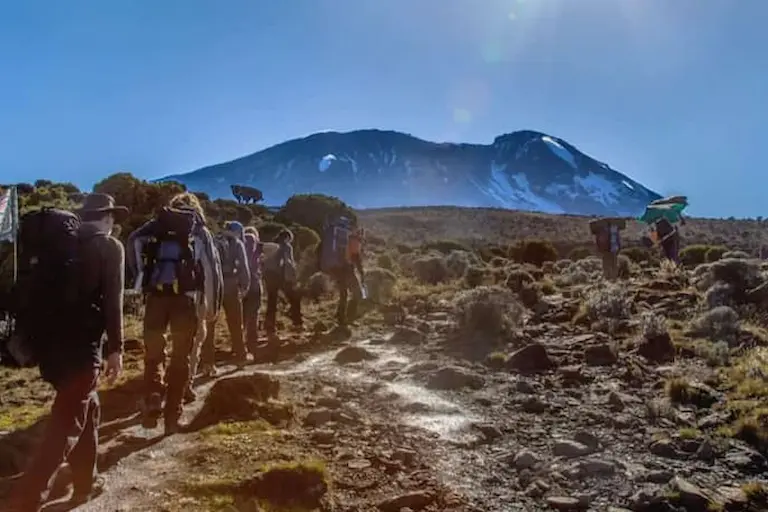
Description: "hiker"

(318, 216), (366, 326)
(656, 217), (680, 264)
(126, 192), (219, 435)
(590, 217), (625, 281)
(263, 229), (302, 349)
(8, 194), (128, 511)
(210, 220), (250, 364)
(243, 226), (264, 351)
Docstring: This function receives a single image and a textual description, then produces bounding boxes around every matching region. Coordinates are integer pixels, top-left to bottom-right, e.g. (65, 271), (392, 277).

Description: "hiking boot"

(140, 393), (163, 429)
(164, 417), (181, 436)
(70, 475), (106, 506)
(199, 363), (218, 378)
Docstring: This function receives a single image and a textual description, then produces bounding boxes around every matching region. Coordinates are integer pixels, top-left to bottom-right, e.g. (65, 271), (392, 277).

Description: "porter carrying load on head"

(639, 196), (688, 264)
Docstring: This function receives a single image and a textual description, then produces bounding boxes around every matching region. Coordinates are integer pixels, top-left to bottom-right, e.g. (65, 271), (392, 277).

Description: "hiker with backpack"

(589, 217), (626, 280)
(317, 216), (366, 327)
(208, 220), (251, 365)
(126, 192), (221, 435)
(8, 194), (128, 510)
(262, 229), (302, 350)
(243, 226), (264, 351)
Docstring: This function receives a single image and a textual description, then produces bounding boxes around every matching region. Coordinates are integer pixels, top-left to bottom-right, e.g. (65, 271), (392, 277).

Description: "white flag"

(0, 186), (19, 243)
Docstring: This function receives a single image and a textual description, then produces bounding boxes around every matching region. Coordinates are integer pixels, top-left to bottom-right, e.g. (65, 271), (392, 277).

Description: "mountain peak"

(158, 129), (660, 215)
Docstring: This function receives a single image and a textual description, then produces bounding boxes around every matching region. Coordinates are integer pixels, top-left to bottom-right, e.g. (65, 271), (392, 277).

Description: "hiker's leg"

(142, 294), (170, 404)
(11, 367), (100, 509)
(165, 295), (198, 430)
(67, 376), (101, 499)
(200, 318), (217, 368)
(223, 291), (246, 358)
(264, 277), (279, 335)
(346, 267), (362, 320)
(188, 300), (207, 379)
(282, 281), (303, 329)
(243, 284), (262, 349)
(335, 272), (349, 325)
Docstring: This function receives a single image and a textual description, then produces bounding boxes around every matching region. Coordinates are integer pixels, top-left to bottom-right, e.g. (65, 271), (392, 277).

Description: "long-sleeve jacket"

(79, 222), (125, 356)
(218, 233), (250, 296)
(126, 215), (223, 319)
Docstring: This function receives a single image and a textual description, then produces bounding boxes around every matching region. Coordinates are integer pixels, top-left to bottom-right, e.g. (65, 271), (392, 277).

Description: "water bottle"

(360, 283), (368, 300)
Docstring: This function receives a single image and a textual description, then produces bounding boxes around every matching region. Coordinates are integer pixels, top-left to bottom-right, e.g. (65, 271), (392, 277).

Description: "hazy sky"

(1, 0), (765, 217)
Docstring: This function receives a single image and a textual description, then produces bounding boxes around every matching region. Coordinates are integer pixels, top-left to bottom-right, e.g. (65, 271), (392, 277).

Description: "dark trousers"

(143, 293), (198, 423)
(11, 366), (100, 510)
(243, 282), (262, 348)
(222, 290), (246, 358)
(264, 272), (302, 337)
(332, 266), (362, 325)
(662, 234), (680, 263)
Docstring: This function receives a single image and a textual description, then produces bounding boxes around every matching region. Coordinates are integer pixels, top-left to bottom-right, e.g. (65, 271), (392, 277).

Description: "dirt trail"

(26, 297), (768, 511)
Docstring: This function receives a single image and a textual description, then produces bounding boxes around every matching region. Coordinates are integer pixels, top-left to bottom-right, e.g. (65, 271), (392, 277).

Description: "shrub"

(706, 245), (729, 263)
(257, 221), (289, 243)
(640, 311), (668, 339)
(453, 286), (524, 336)
(363, 267), (397, 303)
(445, 250), (479, 278)
(689, 306), (740, 343)
(377, 253), (396, 271)
(464, 266), (487, 288)
(276, 193), (356, 235)
(305, 272), (331, 301)
(518, 282), (542, 309)
(489, 256), (508, 268)
(293, 225), (321, 254)
(621, 246), (656, 264)
(412, 256), (450, 285)
(582, 284), (632, 321)
(724, 250), (750, 260)
(617, 254), (632, 279)
(568, 247), (592, 261)
(680, 245), (710, 267)
(509, 239), (559, 267)
(423, 239), (470, 254)
(505, 269), (535, 293)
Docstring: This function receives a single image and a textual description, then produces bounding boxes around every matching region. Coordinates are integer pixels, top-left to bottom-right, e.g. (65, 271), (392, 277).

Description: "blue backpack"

(143, 207), (202, 294)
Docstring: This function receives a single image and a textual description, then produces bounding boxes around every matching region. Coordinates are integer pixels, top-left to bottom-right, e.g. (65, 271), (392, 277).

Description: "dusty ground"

(2, 250), (768, 511)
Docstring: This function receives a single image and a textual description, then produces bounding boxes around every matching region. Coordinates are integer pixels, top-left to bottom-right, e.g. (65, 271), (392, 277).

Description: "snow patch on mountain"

(575, 172), (621, 206)
(541, 135), (577, 168)
(471, 162), (565, 214)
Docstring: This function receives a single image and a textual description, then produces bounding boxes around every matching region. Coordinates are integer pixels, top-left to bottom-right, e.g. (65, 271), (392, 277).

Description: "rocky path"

(29, 301), (768, 511)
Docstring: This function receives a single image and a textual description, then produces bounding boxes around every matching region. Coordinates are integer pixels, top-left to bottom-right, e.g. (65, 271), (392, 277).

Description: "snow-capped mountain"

(157, 129), (660, 216)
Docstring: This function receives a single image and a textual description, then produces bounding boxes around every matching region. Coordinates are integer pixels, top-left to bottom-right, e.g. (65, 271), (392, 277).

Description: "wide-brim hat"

(76, 193), (129, 221)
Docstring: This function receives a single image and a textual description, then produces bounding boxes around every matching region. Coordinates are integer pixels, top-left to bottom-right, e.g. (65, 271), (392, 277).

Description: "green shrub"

(680, 245), (710, 267)
(621, 246), (656, 264)
(464, 266), (486, 288)
(509, 239), (558, 267)
(275, 193), (356, 235)
(705, 245), (729, 263)
(568, 247), (592, 261)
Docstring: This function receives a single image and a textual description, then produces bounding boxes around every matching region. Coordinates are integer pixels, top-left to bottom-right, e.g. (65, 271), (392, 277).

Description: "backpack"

(142, 207), (202, 294)
(6, 208), (92, 367)
(216, 233), (241, 278)
(319, 216), (353, 272)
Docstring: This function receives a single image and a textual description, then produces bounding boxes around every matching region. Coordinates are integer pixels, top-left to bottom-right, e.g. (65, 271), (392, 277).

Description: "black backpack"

(4, 208), (91, 367)
(142, 207), (202, 294)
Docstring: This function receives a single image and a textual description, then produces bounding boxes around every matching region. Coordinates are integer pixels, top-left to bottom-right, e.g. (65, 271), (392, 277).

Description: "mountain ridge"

(157, 128), (661, 216)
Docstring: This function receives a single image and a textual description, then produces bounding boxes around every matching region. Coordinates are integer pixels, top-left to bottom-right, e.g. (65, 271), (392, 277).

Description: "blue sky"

(0, 0), (765, 218)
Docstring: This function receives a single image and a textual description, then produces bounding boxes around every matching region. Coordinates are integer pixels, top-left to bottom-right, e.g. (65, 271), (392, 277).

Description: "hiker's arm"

(103, 237), (126, 355)
(235, 239), (250, 295)
(125, 220), (154, 277)
(196, 230), (218, 315)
